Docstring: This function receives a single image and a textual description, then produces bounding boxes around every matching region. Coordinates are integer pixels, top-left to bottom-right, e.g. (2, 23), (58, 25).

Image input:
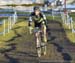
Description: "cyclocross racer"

(28, 6), (48, 57)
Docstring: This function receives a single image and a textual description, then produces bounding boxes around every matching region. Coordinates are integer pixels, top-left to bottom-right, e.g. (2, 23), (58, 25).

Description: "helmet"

(34, 6), (40, 11)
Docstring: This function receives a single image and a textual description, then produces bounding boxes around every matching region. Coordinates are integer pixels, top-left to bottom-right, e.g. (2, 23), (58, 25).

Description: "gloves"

(29, 27), (33, 34)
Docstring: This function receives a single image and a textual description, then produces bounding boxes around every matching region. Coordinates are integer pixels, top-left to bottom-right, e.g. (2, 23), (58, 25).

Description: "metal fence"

(0, 11), (18, 36)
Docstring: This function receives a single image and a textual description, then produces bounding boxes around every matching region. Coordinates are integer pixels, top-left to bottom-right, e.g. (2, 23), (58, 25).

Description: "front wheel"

(34, 30), (42, 57)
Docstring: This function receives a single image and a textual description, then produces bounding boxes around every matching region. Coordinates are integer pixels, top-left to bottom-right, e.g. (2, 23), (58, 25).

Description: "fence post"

(13, 11), (17, 25)
(61, 12), (65, 23)
(64, 13), (67, 24)
(8, 17), (10, 33)
(9, 16), (12, 30)
(70, 17), (74, 33)
(3, 19), (5, 36)
(68, 18), (71, 29)
(52, 9), (54, 20)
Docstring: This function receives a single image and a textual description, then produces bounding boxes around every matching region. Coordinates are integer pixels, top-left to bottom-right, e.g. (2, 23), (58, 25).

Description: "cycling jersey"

(29, 12), (47, 28)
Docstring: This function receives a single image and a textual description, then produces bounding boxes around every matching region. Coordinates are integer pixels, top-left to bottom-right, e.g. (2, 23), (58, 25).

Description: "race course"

(0, 19), (75, 63)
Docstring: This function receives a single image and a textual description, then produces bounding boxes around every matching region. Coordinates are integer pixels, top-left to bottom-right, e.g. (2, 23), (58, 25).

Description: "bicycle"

(29, 23), (47, 57)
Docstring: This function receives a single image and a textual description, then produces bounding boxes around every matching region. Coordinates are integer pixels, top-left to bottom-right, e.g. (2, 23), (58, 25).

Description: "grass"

(0, 19), (28, 40)
(52, 13), (75, 43)
(0, 19), (11, 32)
(0, 18), (28, 49)
(66, 31), (75, 43)
(64, 13), (75, 43)
(0, 30), (16, 41)
(69, 12), (75, 22)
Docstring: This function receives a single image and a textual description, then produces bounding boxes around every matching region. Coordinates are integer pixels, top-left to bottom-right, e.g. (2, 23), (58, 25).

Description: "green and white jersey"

(29, 12), (47, 27)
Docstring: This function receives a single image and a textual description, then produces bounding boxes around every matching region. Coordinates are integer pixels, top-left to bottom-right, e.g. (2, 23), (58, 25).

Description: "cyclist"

(28, 6), (48, 57)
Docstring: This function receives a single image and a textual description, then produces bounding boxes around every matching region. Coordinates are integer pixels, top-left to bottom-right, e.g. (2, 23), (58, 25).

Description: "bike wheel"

(41, 42), (47, 56)
(41, 25), (47, 56)
(36, 31), (42, 57)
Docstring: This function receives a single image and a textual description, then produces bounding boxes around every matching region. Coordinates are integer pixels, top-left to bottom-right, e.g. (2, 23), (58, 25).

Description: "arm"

(42, 13), (48, 28)
(28, 16), (32, 27)
(41, 13), (49, 32)
(28, 15), (33, 34)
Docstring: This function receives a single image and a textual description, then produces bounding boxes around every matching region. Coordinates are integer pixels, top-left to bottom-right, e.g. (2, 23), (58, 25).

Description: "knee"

(35, 33), (39, 38)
